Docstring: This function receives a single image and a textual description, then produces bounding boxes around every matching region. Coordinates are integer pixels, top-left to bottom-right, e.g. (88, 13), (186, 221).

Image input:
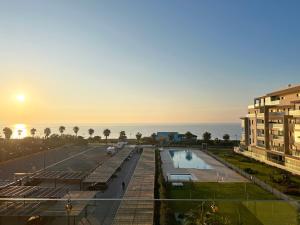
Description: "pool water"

(169, 149), (212, 169)
(169, 174), (193, 181)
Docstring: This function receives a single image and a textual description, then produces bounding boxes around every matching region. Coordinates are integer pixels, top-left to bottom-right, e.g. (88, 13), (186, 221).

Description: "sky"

(0, 0), (299, 124)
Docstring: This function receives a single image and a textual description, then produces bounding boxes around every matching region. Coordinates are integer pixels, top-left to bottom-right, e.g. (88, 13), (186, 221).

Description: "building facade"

(156, 132), (197, 143)
(240, 84), (300, 174)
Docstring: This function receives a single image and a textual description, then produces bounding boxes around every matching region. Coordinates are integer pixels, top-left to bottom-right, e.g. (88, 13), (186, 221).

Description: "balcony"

(272, 135), (284, 142)
(257, 113), (264, 118)
(289, 110), (300, 117)
(265, 100), (280, 106)
(269, 123), (283, 130)
(270, 146), (285, 153)
(269, 112), (286, 117)
(257, 135), (265, 141)
(246, 113), (256, 118)
(257, 123), (265, 129)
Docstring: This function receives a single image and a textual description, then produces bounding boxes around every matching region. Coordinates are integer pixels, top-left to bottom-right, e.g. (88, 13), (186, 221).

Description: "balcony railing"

(289, 110), (300, 116)
(272, 135), (284, 141)
(265, 100), (280, 106)
(269, 112), (286, 117)
(269, 123), (284, 130)
(257, 123), (265, 129)
(257, 113), (264, 118)
(246, 113), (256, 118)
(271, 146), (285, 153)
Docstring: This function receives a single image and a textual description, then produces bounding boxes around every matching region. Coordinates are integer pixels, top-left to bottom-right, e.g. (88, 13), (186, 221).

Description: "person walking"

(122, 181), (125, 191)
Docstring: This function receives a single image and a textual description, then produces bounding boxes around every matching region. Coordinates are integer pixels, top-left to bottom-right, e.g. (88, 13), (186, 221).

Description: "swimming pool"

(169, 149), (212, 169)
(168, 174), (193, 181)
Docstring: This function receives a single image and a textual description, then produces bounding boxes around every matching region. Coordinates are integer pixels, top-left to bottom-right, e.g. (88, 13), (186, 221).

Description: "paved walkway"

(85, 150), (141, 225)
(161, 148), (247, 182)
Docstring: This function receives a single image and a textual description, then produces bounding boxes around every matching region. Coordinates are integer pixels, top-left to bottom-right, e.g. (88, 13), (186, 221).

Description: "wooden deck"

(83, 148), (133, 186)
(112, 148), (155, 225)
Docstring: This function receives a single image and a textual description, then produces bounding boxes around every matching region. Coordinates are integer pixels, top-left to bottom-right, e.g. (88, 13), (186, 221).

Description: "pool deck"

(161, 148), (247, 182)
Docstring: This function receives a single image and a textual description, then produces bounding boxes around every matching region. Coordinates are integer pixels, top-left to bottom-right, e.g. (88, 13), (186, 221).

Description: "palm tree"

(3, 127), (13, 140)
(73, 126), (79, 137)
(44, 128), (51, 139)
(88, 128), (94, 138)
(119, 131), (127, 141)
(30, 128), (37, 137)
(59, 126), (66, 136)
(136, 132), (142, 144)
(203, 132), (212, 142)
(103, 129), (111, 144)
(17, 129), (23, 139)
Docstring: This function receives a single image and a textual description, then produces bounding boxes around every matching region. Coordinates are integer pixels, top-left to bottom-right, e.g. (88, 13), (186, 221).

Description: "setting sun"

(16, 94), (25, 103)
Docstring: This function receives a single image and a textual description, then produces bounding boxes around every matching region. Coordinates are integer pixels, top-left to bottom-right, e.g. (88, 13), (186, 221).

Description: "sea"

(1, 123), (242, 140)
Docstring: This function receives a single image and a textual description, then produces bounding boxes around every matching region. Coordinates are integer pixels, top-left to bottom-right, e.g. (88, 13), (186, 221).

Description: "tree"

(93, 136), (101, 142)
(17, 129), (23, 139)
(73, 126), (79, 137)
(151, 133), (157, 140)
(185, 131), (194, 140)
(44, 128), (51, 139)
(203, 132), (211, 142)
(88, 128), (94, 138)
(223, 134), (230, 142)
(30, 128), (37, 137)
(59, 126), (66, 136)
(103, 129), (111, 144)
(136, 132), (142, 144)
(119, 131), (127, 141)
(3, 127), (13, 140)
(151, 133), (157, 144)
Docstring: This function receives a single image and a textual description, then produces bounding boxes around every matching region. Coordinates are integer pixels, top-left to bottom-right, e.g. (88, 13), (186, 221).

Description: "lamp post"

(65, 193), (72, 225)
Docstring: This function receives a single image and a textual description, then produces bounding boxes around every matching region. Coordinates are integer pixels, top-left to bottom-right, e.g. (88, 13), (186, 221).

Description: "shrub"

(244, 168), (258, 175)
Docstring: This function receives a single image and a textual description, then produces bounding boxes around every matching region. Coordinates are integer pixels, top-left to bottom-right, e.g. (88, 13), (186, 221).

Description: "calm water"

(0, 123), (241, 139)
(169, 174), (193, 181)
(169, 149), (212, 169)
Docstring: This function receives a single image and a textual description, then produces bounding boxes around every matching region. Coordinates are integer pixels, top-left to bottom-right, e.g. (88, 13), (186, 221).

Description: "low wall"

(234, 148), (300, 176)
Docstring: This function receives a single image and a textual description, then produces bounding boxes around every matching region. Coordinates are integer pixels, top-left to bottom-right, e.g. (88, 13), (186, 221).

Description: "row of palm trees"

(1, 126), (112, 142)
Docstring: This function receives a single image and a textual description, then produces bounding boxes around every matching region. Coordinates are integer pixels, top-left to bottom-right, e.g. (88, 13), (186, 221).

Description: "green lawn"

(166, 182), (298, 225)
(167, 182), (276, 200)
(207, 148), (300, 199)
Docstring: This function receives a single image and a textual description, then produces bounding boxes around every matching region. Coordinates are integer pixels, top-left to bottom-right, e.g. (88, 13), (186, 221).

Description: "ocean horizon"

(0, 123), (242, 140)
